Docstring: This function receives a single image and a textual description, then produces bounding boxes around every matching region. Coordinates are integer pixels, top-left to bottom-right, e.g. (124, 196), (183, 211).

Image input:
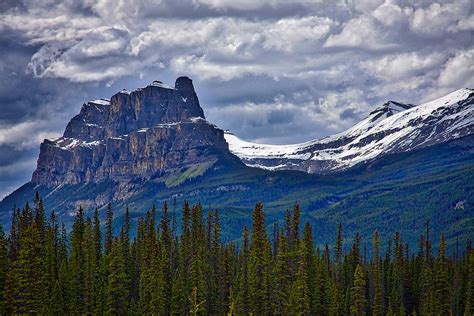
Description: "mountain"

(0, 80), (472, 251)
(32, 77), (243, 187)
(225, 88), (474, 173)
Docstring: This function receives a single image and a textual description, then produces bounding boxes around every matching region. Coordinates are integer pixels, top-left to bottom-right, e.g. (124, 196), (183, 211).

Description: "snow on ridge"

(149, 80), (174, 90)
(52, 137), (104, 150)
(89, 99), (110, 106)
(189, 116), (207, 123)
(225, 88), (474, 171)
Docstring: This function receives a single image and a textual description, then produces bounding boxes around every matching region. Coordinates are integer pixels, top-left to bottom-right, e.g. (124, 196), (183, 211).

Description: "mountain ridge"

(225, 88), (474, 173)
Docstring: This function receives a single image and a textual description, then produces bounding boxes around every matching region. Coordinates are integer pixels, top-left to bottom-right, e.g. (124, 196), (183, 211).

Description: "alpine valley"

(1, 77), (473, 250)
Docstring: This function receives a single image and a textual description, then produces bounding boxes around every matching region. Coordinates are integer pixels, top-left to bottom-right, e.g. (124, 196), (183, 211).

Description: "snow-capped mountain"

(225, 88), (474, 173)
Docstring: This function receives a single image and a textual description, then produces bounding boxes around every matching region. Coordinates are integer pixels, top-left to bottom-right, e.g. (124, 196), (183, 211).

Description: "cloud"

(207, 87), (371, 144)
(409, 0), (472, 36)
(438, 49), (474, 89)
(323, 15), (399, 51)
(360, 52), (446, 80)
(371, 2), (409, 27)
(0, 120), (60, 149)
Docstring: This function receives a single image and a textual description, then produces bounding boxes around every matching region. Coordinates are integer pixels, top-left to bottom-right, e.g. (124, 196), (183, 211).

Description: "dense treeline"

(0, 192), (473, 315)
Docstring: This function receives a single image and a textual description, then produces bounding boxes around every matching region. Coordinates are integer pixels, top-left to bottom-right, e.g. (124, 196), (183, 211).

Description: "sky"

(0, 0), (473, 199)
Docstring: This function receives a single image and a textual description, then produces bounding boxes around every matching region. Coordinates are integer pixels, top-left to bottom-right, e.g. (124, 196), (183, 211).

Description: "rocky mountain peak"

(368, 100), (415, 121)
(175, 76), (195, 92)
(32, 77), (240, 187)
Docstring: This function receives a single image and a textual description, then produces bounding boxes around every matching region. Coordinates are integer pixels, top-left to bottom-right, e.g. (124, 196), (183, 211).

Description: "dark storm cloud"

(0, 0), (473, 197)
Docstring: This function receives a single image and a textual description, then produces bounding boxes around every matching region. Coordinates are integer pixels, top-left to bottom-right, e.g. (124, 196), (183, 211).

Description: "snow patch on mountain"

(225, 88), (474, 173)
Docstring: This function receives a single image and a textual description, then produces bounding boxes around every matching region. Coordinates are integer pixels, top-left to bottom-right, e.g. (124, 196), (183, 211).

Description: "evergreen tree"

(33, 191), (46, 242)
(93, 208), (102, 262)
(292, 202), (300, 245)
(436, 234), (450, 315)
(372, 229), (384, 316)
(189, 286), (206, 315)
(83, 218), (97, 314)
(42, 211), (60, 314)
(69, 207), (86, 314)
(0, 194), (472, 315)
(350, 264), (367, 316)
(105, 203), (113, 255)
(302, 222), (318, 314)
(172, 201), (193, 314)
(92, 208), (105, 314)
(160, 202), (172, 314)
(12, 204), (42, 314)
(288, 237), (310, 315)
(57, 256), (71, 314)
(106, 238), (129, 315)
(248, 202), (271, 315)
(234, 226), (250, 315)
(189, 204), (207, 313)
(0, 226), (8, 314)
(465, 251), (474, 316)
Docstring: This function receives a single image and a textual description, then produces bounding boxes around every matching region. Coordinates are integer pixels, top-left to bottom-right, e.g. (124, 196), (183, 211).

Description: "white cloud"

(351, 0), (384, 13)
(0, 121), (61, 149)
(372, 2), (409, 27)
(410, 0), (472, 36)
(324, 15), (398, 51)
(457, 15), (474, 31)
(207, 87), (372, 144)
(193, 0), (323, 11)
(170, 54), (266, 81)
(438, 49), (474, 89)
(261, 16), (337, 52)
(361, 52), (446, 80)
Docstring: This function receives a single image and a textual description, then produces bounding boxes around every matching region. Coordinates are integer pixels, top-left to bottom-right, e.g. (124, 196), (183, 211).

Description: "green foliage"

(106, 238), (129, 315)
(0, 226), (8, 314)
(351, 264), (367, 315)
(2, 193), (472, 315)
(164, 161), (214, 187)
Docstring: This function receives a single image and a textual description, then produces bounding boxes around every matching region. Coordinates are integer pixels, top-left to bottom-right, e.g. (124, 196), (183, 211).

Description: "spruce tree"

(93, 208), (102, 262)
(350, 264), (367, 316)
(13, 204), (42, 314)
(160, 202), (172, 314)
(248, 202), (271, 315)
(83, 218), (96, 314)
(465, 251), (474, 316)
(436, 234), (450, 315)
(302, 222), (318, 314)
(106, 238), (129, 315)
(0, 226), (8, 314)
(288, 237), (310, 315)
(105, 203), (114, 255)
(272, 228), (291, 314)
(1, 194), (473, 315)
(33, 191), (46, 242)
(171, 201), (193, 314)
(42, 211), (60, 314)
(234, 226), (250, 315)
(372, 229), (384, 316)
(189, 204), (207, 313)
(69, 207), (86, 314)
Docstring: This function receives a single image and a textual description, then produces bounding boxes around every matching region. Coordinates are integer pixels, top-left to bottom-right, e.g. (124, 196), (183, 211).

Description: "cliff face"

(32, 77), (238, 186)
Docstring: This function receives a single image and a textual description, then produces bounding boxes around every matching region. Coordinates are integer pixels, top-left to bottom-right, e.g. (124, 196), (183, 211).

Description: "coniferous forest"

(0, 192), (473, 315)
